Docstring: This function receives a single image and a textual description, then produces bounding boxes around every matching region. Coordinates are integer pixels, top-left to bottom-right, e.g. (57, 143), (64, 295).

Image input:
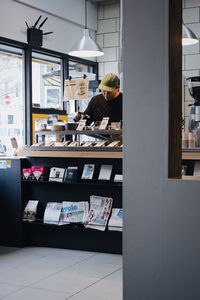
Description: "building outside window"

(0, 45), (24, 153)
(32, 52), (62, 110)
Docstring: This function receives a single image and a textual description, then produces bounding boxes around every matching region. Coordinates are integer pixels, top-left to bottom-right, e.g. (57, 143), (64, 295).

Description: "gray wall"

(123, 0), (200, 299)
(0, 0), (97, 54)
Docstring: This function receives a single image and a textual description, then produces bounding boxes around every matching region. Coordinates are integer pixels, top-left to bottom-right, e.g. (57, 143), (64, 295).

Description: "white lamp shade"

(182, 24), (199, 46)
(68, 29), (104, 58)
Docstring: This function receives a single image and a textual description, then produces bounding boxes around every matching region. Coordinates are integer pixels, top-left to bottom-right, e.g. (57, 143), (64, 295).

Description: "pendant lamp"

(68, 0), (104, 58)
(182, 23), (199, 46)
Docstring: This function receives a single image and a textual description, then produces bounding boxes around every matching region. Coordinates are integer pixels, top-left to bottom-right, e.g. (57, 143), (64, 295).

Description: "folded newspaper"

(108, 208), (123, 232)
(85, 195), (113, 231)
(59, 201), (89, 225)
(43, 202), (62, 225)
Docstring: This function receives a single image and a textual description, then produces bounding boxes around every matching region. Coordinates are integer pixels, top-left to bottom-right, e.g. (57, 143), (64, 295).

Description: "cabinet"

(2, 155), (122, 254)
(0, 158), (27, 246)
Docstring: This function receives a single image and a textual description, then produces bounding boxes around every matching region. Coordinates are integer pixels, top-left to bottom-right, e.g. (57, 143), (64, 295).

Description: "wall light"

(182, 23), (199, 46)
(68, 0), (104, 58)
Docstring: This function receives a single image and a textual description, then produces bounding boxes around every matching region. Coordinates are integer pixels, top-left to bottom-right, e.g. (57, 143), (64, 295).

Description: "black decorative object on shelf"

(25, 15), (53, 46)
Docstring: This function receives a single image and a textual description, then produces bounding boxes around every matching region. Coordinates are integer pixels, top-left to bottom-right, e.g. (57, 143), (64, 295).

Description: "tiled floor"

(0, 246), (122, 300)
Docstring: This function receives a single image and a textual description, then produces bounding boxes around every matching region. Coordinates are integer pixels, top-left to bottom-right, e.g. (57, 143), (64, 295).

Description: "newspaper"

(43, 202), (62, 225)
(59, 201), (89, 225)
(108, 208), (123, 232)
(85, 195), (113, 231)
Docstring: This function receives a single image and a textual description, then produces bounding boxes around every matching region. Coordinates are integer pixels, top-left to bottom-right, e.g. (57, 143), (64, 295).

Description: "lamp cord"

(85, 0), (88, 29)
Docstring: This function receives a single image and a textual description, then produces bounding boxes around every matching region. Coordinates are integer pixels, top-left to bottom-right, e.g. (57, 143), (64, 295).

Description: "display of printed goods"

(22, 168), (33, 180)
(31, 166), (48, 180)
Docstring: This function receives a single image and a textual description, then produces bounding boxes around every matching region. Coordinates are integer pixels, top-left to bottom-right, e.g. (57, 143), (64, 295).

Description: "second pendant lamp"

(68, 0), (104, 58)
(182, 23), (199, 46)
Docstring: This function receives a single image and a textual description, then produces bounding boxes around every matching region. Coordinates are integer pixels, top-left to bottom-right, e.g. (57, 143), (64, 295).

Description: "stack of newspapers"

(108, 208), (123, 231)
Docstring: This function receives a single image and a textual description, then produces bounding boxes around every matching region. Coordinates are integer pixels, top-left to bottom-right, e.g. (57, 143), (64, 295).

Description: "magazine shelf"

(0, 156), (122, 253)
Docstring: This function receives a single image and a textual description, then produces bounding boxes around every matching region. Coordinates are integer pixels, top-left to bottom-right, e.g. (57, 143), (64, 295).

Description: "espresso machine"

(187, 76), (200, 147)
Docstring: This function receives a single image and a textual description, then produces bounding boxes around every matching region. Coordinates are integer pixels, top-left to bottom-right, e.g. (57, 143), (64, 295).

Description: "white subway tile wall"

(96, 3), (120, 78)
(182, 0), (200, 130)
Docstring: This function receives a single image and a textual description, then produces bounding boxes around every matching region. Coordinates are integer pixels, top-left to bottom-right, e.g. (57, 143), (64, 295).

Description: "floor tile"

(0, 283), (24, 298)
(85, 253), (122, 266)
(31, 272), (97, 294)
(67, 294), (104, 300)
(62, 260), (120, 279)
(1, 287), (69, 300)
(74, 279), (123, 300)
(105, 268), (122, 281)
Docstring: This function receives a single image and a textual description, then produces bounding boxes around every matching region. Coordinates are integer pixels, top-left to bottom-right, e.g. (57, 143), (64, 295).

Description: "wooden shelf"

(182, 151), (200, 160)
(18, 149), (122, 159)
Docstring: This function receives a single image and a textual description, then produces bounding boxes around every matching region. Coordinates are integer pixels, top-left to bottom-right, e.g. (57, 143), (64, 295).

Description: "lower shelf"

(23, 222), (122, 254)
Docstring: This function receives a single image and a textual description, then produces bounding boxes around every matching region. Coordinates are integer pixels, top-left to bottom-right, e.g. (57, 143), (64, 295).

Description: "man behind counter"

(75, 73), (122, 125)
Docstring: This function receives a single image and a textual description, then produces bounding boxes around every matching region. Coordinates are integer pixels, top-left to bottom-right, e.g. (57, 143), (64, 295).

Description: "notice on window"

(64, 77), (89, 101)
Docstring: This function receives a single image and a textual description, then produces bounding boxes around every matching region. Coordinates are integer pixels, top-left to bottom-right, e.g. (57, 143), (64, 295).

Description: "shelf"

(23, 221), (122, 233)
(182, 149), (200, 160)
(182, 175), (200, 180)
(18, 149), (123, 159)
(35, 129), (122, 136)
(21, 178), (122, 186)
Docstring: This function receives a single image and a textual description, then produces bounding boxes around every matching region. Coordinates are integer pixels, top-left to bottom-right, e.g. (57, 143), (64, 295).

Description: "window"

(0, 45), (24, 152)
(32, 52), (62, 109)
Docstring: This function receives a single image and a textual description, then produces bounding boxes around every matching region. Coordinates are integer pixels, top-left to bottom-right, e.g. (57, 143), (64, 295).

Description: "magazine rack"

(0, 155), (122, 254)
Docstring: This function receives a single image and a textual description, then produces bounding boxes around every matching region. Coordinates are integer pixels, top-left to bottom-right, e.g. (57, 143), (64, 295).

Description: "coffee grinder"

(187, 76), (200, 147)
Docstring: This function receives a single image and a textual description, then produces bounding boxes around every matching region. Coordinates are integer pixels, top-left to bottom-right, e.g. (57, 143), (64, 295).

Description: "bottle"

(188, 132), (196, 148)
(182, 132), (188, 148)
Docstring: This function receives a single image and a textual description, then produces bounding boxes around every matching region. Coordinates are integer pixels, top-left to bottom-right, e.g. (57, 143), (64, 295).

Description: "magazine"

(81, 164), (95, 180)
(49, 167), (65, 182)
(98, 165), (113, 180)
(108, 208), (123, 232)
(43, 202), (62, 225)
(85, 195), (113, 231)
(64, 166), (78, 182)
(59, 201), (89, 225)
(23, 200), (39, 222)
